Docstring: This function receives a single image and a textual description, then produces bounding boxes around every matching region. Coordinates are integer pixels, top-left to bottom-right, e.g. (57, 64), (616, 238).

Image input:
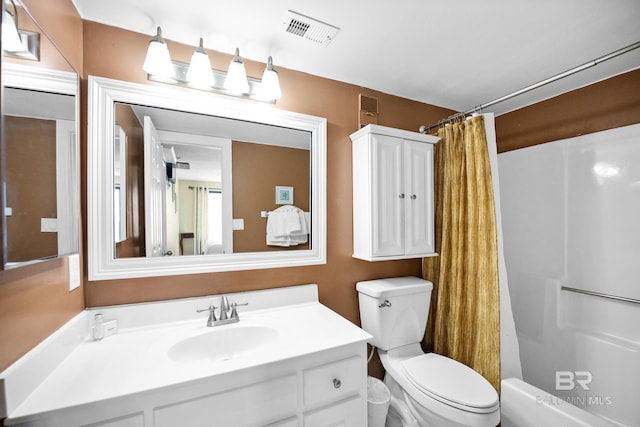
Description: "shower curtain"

(192, 186), (209, 255)
(422, 114), (522, 394)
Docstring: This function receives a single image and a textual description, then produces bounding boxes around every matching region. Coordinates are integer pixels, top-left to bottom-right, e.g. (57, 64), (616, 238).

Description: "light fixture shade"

(224, 48), (249, 94)
(142, 27), (174, 79)
(186, 38), (214, 87)
(2, 9), (24, 52)
(260, 56), (282, 100)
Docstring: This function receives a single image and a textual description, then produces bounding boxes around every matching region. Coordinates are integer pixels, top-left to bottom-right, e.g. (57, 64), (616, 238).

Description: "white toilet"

(357, 277), (500, 427)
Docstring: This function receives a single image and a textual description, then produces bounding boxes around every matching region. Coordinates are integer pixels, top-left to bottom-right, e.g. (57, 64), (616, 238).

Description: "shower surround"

(498, 123), (640, 426)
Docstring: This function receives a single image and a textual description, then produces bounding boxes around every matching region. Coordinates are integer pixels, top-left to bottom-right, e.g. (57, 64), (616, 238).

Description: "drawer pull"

(333, 378), (342, 389)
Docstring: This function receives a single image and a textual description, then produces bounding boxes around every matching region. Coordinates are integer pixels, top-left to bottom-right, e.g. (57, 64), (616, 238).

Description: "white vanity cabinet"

(0, 290), (371, 427)
(351, 124), (439, 261)
(1, 288), (371, 427)
(6, 346), (367, 427)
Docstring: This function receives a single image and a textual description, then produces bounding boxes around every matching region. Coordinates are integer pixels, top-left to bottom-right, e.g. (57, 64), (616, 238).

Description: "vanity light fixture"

(259, 56), (282, 100)
(2, 0), (23, 52)
(223, 48), (250, 94)
(145, 36), (283, 102)
(186, 37), (214, 87)
(143, 26), (174, 79)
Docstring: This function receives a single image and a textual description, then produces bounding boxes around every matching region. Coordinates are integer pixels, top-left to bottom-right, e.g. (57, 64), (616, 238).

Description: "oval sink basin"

(168, 325), (279, 363)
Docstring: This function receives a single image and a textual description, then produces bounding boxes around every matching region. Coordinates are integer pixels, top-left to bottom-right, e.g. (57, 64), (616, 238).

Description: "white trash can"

(367, 376), (391, 427)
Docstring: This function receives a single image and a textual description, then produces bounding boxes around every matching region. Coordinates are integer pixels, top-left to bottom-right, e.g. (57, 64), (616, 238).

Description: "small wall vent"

(282, 10), (340, 47)
(359, 94), (379, 128)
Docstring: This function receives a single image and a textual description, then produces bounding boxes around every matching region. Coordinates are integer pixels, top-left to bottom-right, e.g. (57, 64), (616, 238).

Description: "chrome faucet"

(197, 296), (248, 327)
(219, 296), (231, 320)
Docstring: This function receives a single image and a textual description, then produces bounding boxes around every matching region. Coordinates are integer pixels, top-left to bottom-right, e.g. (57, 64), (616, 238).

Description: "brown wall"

(495, 69), (640, 152)
(0, 0), (84, 372)
(18, 0), (83, 73)
(232, 141), (310, 252)
(114, 104), (145, 258)
(5, 116), (58, 262)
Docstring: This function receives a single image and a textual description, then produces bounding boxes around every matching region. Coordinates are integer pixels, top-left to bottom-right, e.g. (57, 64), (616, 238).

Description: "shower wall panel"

(498, 123), (640, 427)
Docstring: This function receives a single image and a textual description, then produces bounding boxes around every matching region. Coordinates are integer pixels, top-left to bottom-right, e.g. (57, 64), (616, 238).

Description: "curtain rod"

(419, 40), (640, 134)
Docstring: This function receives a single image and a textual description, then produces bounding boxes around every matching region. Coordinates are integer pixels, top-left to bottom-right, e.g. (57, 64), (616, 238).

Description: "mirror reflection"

(112, 102), (311, 259)
(2, 66), (79, 269)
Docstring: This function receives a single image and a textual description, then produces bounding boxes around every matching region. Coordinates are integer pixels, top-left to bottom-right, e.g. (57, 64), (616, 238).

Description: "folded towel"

(266, 205), (309, 247)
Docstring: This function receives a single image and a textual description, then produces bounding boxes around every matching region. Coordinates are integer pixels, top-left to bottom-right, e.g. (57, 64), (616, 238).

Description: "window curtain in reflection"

(192, 186), (209, 254)
(422, 115), (501, 393)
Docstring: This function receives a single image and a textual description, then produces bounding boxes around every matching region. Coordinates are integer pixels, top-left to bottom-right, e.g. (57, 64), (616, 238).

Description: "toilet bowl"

(382, 344), (499, 427)
(356, 277), (500, 427)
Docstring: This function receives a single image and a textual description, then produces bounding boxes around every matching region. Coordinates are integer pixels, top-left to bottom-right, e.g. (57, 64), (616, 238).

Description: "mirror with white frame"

(88, 76), (326, 280)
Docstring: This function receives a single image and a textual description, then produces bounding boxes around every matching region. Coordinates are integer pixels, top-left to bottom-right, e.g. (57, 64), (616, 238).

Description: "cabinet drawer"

(303, 356), (363, 409)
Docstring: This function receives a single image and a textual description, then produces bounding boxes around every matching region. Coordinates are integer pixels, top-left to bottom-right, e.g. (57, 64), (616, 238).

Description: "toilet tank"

(356, 277), (433, 351)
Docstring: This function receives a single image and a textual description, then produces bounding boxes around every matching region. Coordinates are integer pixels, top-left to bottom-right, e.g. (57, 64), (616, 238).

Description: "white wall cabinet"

(351, 124), (438, 261)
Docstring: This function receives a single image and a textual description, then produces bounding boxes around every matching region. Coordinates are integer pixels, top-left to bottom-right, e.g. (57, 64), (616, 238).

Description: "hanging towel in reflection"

(266, 205), (309, 247)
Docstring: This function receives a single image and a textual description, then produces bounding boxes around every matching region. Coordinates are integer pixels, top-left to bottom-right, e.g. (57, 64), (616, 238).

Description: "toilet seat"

(402, 353), (499, 414)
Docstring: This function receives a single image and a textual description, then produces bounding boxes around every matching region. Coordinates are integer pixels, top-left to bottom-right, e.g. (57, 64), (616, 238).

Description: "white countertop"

(2, 285), (371, 423)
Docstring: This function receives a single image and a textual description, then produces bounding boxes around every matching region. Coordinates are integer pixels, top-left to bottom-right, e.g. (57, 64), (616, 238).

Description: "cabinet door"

(154, 375), (297, 427)
(303, 396), (362, 427)
(265, 417), (298, 427)
(404, 141), (435, 255)
(83, 414), (145, 427)
(371, 134), (404, 257)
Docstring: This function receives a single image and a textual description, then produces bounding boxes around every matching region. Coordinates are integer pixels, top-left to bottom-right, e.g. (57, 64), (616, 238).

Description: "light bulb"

(186, 38), (214, 87)
(259, 56), (282, 100)
(2, 9), (24, 52)
(224, 48), (249, 94)
(142, 27), (174, 79)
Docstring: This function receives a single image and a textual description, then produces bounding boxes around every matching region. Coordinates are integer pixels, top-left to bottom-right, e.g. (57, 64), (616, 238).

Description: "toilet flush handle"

(378, 300), (392, 308)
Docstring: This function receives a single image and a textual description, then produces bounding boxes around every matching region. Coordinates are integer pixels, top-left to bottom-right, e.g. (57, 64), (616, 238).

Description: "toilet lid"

(402, 353), (498, 412)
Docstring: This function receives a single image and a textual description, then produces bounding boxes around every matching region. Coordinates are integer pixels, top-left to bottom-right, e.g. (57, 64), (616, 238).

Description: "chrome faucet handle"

(196, 305), (217, 327)
(229, 302), (249, 320)
(219, 296), (231, 320)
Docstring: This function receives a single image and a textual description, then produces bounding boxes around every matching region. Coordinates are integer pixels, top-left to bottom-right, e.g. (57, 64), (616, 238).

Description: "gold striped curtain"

(422, 115), (501, 393)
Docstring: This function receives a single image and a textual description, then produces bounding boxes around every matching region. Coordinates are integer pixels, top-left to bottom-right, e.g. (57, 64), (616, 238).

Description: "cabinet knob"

(411, 194), (417, 200)
(333, 378), (342, 389)
(399, 193), (405, 199)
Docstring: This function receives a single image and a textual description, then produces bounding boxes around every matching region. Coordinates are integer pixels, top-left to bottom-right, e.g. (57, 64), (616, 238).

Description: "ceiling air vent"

(282, 10), (340, 47)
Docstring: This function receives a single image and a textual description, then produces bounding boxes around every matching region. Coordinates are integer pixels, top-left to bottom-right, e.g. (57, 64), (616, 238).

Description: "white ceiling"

(128, 104), (310, 182)
(3, 87), (75, 121)
(73, 0), (640, 118)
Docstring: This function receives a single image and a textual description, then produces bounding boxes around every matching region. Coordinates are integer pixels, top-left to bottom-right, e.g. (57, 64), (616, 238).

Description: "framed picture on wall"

(276, 186), (294, 205)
